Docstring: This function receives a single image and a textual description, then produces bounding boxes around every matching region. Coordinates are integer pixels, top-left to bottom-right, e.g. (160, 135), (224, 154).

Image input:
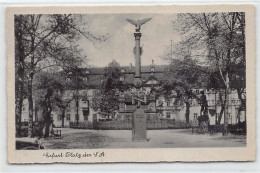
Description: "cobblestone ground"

(41, 128), (246, 149)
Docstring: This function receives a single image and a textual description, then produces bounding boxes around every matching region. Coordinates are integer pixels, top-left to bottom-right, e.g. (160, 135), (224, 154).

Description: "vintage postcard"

(7, 4), (255, 163)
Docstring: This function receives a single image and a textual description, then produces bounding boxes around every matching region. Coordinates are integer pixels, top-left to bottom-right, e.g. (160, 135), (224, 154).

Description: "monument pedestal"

(132, 108), (147, 142)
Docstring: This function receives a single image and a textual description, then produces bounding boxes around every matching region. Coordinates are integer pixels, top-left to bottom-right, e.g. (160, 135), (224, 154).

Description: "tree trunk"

(15, 16), (25, 137)
(216, 90), (225, 125)
(28, 73), (34, 138)
(15, 71), (24, 137)
(62, 109), (65, 127)
(43, 110), (52, 138)
(217, 104), (225, 125)
(236, 88), (245, 123)
(223, 73), (230, 136)
(44, 122), (50, 138)
(44, 101), (52, 138)
(185, 101), (190, 123)
(28, 33), (35, 138)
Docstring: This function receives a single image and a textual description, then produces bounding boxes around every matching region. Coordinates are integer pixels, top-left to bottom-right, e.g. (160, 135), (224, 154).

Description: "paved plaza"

(41, 128), (246, 149)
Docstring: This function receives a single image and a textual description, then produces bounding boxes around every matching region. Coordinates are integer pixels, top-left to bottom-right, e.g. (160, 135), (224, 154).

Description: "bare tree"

(174, 12), (245, 135)
(161, 56), (206, 123)
(15, 14), (109, 137)
(15, 15), (27, 137)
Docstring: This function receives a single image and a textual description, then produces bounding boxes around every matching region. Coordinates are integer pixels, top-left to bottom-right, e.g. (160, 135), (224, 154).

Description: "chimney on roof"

(152, 59), (154, 65)
(130, 63), (132, 68)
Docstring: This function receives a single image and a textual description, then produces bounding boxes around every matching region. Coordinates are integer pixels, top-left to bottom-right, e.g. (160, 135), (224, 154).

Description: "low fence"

(70, 121), (94, 129)
(70, 120), (188, 130)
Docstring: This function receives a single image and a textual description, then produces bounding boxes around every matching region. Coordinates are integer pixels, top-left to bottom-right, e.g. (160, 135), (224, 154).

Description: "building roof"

(65, 65), (168, 89)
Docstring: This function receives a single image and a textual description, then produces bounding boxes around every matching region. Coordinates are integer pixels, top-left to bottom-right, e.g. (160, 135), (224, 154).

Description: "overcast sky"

(78, 13), (179, 67)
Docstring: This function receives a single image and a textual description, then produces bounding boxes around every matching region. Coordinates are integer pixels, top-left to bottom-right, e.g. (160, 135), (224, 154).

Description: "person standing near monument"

(200, 90), (208, 116)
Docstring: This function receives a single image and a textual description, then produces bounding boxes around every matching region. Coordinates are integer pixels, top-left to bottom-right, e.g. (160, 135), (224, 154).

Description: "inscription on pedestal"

(132, 108), (147, 141)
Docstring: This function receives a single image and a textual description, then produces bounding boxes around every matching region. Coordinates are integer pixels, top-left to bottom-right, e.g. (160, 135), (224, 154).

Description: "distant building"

(21, 63), (246, 127)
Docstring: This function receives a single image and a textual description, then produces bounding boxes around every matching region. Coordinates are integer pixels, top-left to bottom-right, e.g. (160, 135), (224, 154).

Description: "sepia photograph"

(7, 5), (255, 163)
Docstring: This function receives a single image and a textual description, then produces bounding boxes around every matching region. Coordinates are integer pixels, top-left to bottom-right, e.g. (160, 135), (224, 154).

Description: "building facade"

(21, 64), (246, 127)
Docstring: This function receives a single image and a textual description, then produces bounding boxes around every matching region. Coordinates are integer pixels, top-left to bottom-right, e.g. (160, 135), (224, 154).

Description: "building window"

(212, 100), (215, 105)
(194, 113), (198, 119)
(66, 78), (71, 82)
(217, 100), (221, 105)
(166, 112), (171, 119)
(66, 114), (70, 121)
(189, 100), (193, 106)
(66, 103), (70, 110)
(22, 107), (25, 111)
(94, 90), (100, 96)
(57, 115), (62, 121)
(82, 110), (89, 120)
(231, 100), (235, 104)
(166, 101), (170, 106)
(120, 76), (124, 81)
(196, 89), (200, 94)
(93, 114), (97, 121)
(120, 103), (125, 109)
(228, 113), (231, 119)
(82, 100), (89, 107)
(75, 114), (79, 121)
(151, 67), (155, 72)
(83, 77), (88, 82)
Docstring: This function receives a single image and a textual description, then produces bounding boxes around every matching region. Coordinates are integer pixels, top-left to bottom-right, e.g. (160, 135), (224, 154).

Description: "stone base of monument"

(132, 108), (148, 142)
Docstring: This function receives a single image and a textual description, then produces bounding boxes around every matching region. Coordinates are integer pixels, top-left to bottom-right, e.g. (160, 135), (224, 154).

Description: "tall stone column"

(134, 32), (142, 88)
(134, 32), (142, 78)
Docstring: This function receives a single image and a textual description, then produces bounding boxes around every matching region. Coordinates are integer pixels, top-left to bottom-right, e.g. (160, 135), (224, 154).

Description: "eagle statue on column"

(126, 18), (152, 32)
